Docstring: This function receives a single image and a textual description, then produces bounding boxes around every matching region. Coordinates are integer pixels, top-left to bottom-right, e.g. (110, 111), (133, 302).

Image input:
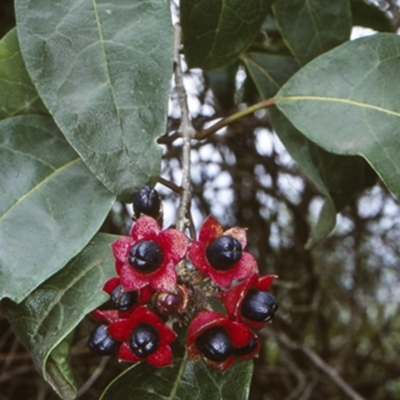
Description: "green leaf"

(351, 0), (394, 33)
(0, 28), (47, 119)
(272, 0), (352, 65)
(15, 0), (173, 201)
(100, 355), (253, 400)
(272, 110), (375, 248)
(275, 34), (400, 201)
(0, 115), (115, 302)
(205, 62), (239, 111)
(242, 52), (299, 99)
(269, 109), (337, 247)
(1, 233), (117, 400)
(181, 0), (273, 70)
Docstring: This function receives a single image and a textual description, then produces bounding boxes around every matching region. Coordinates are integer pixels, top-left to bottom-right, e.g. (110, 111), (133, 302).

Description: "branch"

(270, 331), (367, 400)
(195, 98), (275, 140)
(158, 97), (276, 144)
(173, 24), (194, 232)
(158, 176), (183, 194)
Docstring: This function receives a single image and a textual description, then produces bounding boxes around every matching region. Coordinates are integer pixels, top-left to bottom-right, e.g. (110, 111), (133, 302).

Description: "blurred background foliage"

(1, 1), (400, 399)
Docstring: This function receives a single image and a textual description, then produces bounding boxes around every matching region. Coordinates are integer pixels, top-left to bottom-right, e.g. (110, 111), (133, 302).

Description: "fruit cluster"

(88, 186), (278, 371)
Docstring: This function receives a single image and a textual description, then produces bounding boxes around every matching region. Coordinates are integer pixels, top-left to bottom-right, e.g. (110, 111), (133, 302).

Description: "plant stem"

(173, 24), (194, 232)
(195, 97), (275, 140)
(158, 176), (183, 194)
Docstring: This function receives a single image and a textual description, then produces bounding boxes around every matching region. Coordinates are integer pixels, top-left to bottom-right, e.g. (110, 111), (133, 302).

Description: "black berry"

(133, 186), (160, 219)
(206, 236), (242, 271)
(241, 289), (278, 322)
(110, 285), (139, 312)
(195, 326), (233, 362)
(88, 324), (119, 356)
(129, 323), (160, 358)
(128, 240), (163, 273)
(234, 337), (258, 357)
(155, 291), (183, 315)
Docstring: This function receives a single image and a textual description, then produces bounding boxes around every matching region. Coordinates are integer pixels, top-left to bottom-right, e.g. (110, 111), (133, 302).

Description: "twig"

(158, 176), (183, 193)
(173, 24), (195, 232)
(76, 356), (109, 398)
(271, 331), (366, 400)
(1, 338), (19, 373)
(194, 98), (275, 140)
(0, 365), (35, 383)
(158, 97), (276, 144)
(157, 131), (180, 144)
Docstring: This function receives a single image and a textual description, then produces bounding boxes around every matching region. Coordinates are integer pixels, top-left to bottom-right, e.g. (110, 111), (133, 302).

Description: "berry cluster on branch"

(88, 186), (278, 371)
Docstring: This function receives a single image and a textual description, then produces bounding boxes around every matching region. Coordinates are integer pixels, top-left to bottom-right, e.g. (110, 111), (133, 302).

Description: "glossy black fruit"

(195, 326), (233, 362)
(129, 323), (160, 358)
(241, 289), (278, 322)
(128, 240), (163, 273)
(234, 337), (258, 357)
(110, 285), (139, 312)
(88, 324), (119, 356)
(133, 186), (160, 219)
(206, 235), (242, 271)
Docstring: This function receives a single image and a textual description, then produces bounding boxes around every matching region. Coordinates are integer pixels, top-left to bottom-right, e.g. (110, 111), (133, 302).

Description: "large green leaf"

(273, 0), (352, 65)
(15, 0), (173, 201)
(2, 233), (117, 400)
(100, 354), (253, 400)
(0, 115), (115, 302)
(181, 0), (273, 70)
(275, 34), (400, 201)
(0, 28), (47, 119)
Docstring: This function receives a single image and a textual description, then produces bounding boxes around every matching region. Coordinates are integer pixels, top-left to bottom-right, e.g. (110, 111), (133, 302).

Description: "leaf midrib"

(90, 0), (132, 175)
(276, 96), (400, 118)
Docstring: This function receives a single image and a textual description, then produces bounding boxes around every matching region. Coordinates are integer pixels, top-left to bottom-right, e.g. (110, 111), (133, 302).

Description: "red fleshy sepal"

(118, 342), (140, 363)
(111, 216), (189, 292)
(103, 277), (120, 294)
(221, 273), (278, 331)
(147, 344), (174, 367)
(108, 306), (177, 367)
(187, 311), (260, 371)
(188, 216), (258, 288)
(91, 309), (120, 324)
(198, 216), (223, 245)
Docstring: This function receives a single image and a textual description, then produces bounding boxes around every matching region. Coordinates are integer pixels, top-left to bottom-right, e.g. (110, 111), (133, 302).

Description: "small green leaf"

(351, 0), (394, 33)
(276, 34), (400, 201)
(0, 28), (47, 119)
(0, 115), (115, 302)
(273, 0), (352, 65)
(205, 62), (239, 111)
(272, 110), (375, 248)
(15, 0), (173, 200)
(242, 53), (299, 99)
(100, 355), (253, 400)
(181, 0), (273, 70)
(1, 233), (117, 400)
(269, 109), (337, 247)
